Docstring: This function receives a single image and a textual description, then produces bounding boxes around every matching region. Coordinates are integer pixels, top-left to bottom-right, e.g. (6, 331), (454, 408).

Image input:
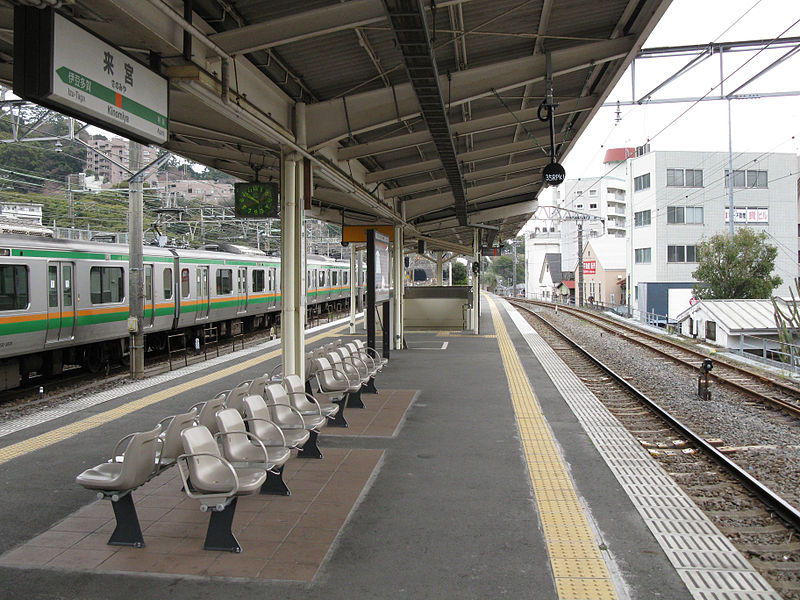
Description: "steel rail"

(513, 300), (800, 418)
(516, 303), (800, 533)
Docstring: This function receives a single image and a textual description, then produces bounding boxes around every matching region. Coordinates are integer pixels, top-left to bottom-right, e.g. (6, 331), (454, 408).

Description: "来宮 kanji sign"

(14, 7), (169, 145)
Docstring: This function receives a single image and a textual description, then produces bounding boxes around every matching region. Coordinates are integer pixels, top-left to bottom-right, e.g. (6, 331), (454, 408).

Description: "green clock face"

(234, 182), (280, 218)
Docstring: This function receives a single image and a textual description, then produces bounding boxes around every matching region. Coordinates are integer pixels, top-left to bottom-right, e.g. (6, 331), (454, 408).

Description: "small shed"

(675, 299), (789, 353)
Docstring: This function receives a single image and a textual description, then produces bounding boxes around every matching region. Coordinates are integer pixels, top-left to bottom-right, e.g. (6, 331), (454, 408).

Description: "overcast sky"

(561, 0), (800, 178)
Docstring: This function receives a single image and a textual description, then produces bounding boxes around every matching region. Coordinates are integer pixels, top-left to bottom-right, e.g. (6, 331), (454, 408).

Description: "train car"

(0, 234), (350, 390)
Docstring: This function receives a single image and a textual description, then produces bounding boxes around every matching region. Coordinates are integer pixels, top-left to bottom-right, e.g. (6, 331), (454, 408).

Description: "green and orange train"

(0, 234), (352, 390)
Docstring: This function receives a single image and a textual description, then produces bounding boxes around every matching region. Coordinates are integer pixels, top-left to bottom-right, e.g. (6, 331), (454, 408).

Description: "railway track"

(511, 299), (800, 418)
(512, 302), (800, 597)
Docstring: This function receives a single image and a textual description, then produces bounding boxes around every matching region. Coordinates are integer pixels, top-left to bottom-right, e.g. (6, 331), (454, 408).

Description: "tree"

(452, 262), (468, 285)
(692, 228), (782, 299)
(488, 255), (524, 286)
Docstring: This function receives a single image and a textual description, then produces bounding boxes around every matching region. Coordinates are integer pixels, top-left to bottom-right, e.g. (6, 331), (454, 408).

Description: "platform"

(0, 297), (779, 599)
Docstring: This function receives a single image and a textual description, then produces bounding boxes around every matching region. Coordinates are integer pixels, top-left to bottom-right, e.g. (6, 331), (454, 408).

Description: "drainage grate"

(503, 301), (782, 600)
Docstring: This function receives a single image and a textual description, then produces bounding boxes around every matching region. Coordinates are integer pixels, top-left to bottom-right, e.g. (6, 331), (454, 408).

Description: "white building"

(627, 149), (798, 318)
(524, 229), (560, 300)
(555, 172), (627, 270)
(0, 202), (43, 225)
(85, 136), (158, 186)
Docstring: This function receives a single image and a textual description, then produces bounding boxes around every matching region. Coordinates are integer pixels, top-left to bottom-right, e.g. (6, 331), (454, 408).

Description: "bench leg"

(346, 388), (365, 409)
(364, 376), (378, 394)
(297, 429), (323, 459)
(204, 498), (241, 553)
(328, 398), (348, 428)
(261, 465), (290, 496)
(107, 493), (145, 548)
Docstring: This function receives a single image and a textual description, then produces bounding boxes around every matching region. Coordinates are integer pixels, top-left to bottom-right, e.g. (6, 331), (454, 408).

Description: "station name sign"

(14, 7), (169, 145)
(481, 246), (504, 257)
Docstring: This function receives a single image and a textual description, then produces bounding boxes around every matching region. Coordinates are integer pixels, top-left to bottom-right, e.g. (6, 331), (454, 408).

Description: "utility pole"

(128, 140), (144, 379)
(512, 239), (517, 297)
(727, 98), (735, 236)
(577, 222), (584, 307)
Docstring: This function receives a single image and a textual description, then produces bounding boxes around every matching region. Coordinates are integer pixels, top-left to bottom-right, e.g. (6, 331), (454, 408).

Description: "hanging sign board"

(481, 246), (504, 257)
(14, 7), (169, 145)
(342, 225), (394, 243)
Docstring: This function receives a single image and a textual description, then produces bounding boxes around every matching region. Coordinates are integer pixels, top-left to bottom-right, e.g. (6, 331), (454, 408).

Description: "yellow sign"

(342, 225), (394, 243)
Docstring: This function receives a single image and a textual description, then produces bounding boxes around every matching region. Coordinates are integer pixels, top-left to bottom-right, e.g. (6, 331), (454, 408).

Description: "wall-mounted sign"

(583, 260), (596, 275)
(543, 162), (566, 187)
(14, 7), (169, 145)
(724, 207), (768, 224)
(234, 182), (280, 218)
(342, 225), (394, 243)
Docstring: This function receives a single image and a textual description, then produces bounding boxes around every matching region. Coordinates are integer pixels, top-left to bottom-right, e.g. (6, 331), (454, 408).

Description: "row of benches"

(75, 338), (386, 553)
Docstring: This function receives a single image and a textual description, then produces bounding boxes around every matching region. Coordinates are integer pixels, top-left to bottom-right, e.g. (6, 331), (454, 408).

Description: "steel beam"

(306, 36), (635, 147)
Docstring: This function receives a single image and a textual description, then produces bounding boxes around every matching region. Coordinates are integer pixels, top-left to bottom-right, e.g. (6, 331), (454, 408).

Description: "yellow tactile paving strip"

(0, 324), (349, 467)
(486, 295), (618, 600)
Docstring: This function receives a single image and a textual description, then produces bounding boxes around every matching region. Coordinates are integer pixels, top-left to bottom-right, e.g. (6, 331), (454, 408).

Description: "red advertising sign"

(583, 260), (596, 275)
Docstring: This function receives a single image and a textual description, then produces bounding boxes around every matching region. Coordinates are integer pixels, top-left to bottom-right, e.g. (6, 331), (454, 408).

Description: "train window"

(63, 265), (72, 307)
(269, 268), (276, 292)
(163, 268), (173, 300)
(343, 271), (348, 286)
(332, 271), (338, 286)
(145, 266), (153, 301)
(181, 268), (190, 298)
(253, 270), (265, 293)
(90, 267), (124, 303)
(319, 270), (326, 287)
(48, 265), (58, 307)
(0, 265), (28, 310)
(216, 269), (233, 294)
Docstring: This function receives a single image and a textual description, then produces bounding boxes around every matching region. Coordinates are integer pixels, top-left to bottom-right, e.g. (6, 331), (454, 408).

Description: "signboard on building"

(724, 207), (768, 224)
(583, 260), (596, 275)
(14, 7), (169, 145)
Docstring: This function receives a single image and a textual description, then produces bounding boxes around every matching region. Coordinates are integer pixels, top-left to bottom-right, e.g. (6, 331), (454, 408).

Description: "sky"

(561, 0), (800, 179)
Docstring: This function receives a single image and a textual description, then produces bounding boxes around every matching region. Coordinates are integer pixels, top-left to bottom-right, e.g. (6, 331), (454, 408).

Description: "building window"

(667, 168), (703, 187)
(634, 248), (651, 264)
(589, 203), (597, 209)
(666, 245), (697, 262)
(216, 269), (233, 295)
(725, 169), (768, 188)
(634, 173), (650, 191)
(667, 206), (703, 224)
(0, 265), (28, 310)
(706, 321), (717, 341)
(588, 189), (597, 197)
(90, 267), (124, 303)
(634, 210), (651, 227)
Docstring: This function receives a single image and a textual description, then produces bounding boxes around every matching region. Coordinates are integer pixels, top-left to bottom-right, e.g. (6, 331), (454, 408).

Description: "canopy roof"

(0, 0), (670, 254)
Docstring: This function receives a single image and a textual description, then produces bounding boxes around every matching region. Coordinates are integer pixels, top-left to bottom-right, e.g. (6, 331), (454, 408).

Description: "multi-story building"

(555, 171), (628, 270)
(628, 149), (798, 318)
(85, 136), (158, 186)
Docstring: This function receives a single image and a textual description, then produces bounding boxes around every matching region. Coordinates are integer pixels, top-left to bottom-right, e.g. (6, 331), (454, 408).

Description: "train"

(0, 233), (353, 390)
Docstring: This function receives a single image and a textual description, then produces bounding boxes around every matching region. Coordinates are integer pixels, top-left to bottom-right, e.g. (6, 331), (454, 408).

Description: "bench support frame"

(261, 465), (291, 496)
(204, 497), (242, 553)
(107, 492), (145, 548)
(297, 429), (323, 459)
(346, 388), (365, 409)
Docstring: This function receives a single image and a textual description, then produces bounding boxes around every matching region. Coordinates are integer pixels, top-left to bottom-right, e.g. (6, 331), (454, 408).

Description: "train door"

(237, 267), (247, 313)
(144, 264), (154, 328)
(45, 261), (76, 343)
(196, 266), (209, 320)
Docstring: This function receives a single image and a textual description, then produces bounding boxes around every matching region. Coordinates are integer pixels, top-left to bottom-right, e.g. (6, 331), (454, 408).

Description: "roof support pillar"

(393, 225), (404, 350)
(472, 230), (480, 334)
(280, 148), (306, 380)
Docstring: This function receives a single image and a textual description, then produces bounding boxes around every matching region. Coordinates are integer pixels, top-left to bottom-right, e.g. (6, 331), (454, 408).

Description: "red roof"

(561, 280), (575, 289)
(603, 147), (636, 163)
